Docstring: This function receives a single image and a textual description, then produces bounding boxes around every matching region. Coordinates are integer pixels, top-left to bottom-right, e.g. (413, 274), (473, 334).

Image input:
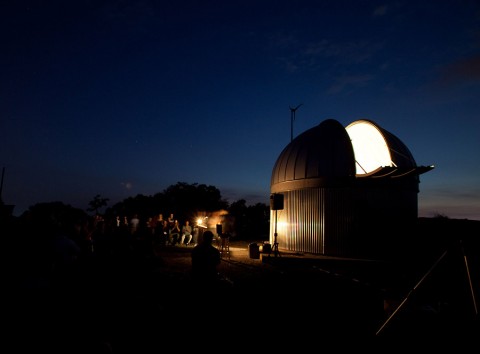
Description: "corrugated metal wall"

(269, 185), (418, 257)
(270, 188), (354, 256)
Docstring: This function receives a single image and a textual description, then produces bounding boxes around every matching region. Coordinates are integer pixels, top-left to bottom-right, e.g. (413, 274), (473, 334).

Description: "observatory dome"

(271, 118), (425, 194)
(270, 119), (356, 193)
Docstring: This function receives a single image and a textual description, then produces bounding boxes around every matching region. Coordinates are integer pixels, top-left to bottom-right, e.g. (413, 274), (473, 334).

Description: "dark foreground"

(7, 238), (479, 353)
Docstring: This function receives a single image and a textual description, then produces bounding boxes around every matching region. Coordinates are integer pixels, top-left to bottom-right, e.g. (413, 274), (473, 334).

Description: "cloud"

(273, 36), (382, 76)
(436, 55), (480, 87)
(419, 185), (480, 220)
(327, 74), (374, 94)
(304, 39), (379, 64)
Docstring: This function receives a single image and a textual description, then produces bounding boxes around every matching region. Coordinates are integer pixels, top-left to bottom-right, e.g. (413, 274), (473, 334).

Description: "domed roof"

(271, 118), (431, 194)
(271, 119), (356, 193)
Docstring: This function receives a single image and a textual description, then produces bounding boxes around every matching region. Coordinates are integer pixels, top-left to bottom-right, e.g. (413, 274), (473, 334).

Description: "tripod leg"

(376, 250), (448, 336)
(460, 239), (478, 315)
(272, 242), (280, 257)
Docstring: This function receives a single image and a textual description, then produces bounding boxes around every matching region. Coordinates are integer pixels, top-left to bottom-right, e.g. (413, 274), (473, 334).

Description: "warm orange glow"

(195, 210), (228, 229)
(346, 120), (393, 175)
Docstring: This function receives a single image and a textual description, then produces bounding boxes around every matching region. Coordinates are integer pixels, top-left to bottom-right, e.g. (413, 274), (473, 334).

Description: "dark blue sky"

(1, 0), (479, 220)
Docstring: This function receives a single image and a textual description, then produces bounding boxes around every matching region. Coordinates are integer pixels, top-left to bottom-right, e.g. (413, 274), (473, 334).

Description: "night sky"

(1, 1), (479, 220)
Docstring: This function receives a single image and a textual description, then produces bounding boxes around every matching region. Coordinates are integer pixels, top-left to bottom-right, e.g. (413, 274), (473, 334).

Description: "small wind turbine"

(289, 103), (303, 142)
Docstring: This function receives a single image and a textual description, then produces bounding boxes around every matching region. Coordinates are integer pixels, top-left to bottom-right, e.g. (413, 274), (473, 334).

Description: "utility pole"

(289, 103), (303, 142)
(0, 167), (4, 202)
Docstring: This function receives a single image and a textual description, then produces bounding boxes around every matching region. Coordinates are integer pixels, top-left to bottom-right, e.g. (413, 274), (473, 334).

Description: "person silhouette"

(191, 230), (221, 286)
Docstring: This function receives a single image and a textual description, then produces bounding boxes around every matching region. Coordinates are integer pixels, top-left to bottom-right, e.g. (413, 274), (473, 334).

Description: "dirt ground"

(7, 238), (479, 352)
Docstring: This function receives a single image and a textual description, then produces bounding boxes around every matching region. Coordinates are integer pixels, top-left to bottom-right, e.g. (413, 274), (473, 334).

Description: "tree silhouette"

(87, 194), (109, 215)
(15, 183), (269, 241)
(162, 182), (229, 221)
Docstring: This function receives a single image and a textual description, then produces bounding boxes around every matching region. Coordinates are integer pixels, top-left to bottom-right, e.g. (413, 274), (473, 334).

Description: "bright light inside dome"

(346, 120), (393, 175)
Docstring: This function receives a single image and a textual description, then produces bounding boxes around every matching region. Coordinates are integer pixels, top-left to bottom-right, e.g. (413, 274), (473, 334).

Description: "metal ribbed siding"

(270, 188), (354, 255)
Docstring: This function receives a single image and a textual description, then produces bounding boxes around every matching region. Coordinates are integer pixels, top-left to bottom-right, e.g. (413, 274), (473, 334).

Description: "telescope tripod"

(270, 209), (281, 257)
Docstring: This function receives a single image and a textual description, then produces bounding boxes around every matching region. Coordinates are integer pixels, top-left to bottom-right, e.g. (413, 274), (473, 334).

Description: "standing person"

(191, 224), (199, 246)
(147, 216), (156, 236)
(153, 214), (164, 246)
(180, 220), (192, 246)
(191, 230), (221, 286)
(129, 214), (140, 235)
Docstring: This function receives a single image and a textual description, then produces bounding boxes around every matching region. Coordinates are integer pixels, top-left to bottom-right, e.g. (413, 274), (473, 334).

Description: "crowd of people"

(121, 213), (199, 248)
(70, 212), (200, 258)
(7, 210), (210, 288)
(6, 208), (229, 352)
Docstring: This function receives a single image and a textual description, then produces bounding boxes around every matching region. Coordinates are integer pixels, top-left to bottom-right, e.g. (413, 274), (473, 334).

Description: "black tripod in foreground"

(376, 238), (478, 336)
